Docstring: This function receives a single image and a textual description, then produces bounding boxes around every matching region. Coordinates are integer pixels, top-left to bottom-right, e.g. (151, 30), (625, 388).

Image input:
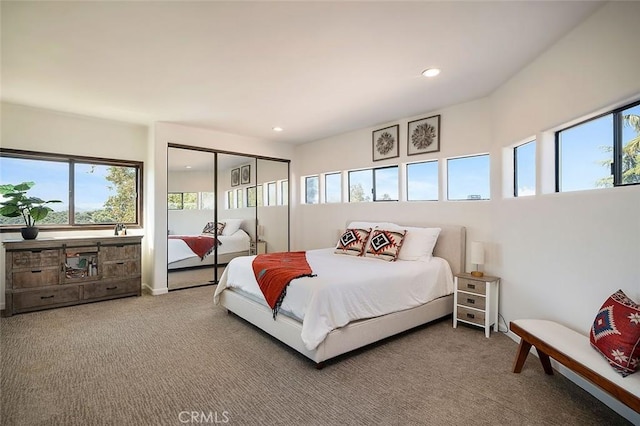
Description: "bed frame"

(218, 223), (466, 368)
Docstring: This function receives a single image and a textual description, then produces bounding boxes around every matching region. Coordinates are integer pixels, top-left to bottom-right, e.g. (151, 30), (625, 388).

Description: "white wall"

(0, 102), (149, 307)
(148, 122), (293, 295)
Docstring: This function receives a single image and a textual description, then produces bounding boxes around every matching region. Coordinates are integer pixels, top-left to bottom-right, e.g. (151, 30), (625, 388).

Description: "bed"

(168, 219), (253, 270)
(213, 221), (466, 367)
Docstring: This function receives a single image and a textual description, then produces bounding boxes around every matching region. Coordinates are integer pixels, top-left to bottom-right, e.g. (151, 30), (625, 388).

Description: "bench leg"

(512, 339), (532, 373)
(535, 348), (554, 375)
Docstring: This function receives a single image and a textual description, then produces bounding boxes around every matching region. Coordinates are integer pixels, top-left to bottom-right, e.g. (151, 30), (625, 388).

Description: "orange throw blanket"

(168, 235), (219, 260)
(252, 251), (315, 319)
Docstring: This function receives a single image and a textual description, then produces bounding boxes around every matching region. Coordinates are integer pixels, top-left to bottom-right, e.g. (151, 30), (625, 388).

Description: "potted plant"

(0, 182), (62, 240)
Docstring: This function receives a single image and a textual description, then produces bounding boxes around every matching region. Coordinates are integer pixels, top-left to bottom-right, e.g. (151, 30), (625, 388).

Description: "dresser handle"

(31, 250), (42, 254)
(466, 313), (475, 319)
(468, 283), (475, 289)
(466, 298), (475, 304)
(31, 270), (42, 274)
(40, 295), (55, 299)
(106, 286), (118, 290)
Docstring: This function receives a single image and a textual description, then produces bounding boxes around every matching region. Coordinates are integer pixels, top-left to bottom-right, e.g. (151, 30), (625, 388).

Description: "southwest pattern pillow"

(590, 289), (640, 377)
(335, 228), (371, 257)
(364, 229), (406, 262)
(202, 222), (225, 236)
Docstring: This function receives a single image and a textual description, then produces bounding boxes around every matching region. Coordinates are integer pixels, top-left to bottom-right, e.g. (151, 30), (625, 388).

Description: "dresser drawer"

(101, 244), (140, 262)
(457, 278), (486, 295)
(12, 268), (60, 289)
(11, 249), (59, 268)
(13, 287), (80, 311)
(456, 306), (485, 326)
(83, 279), (140, 300)
(458, 292), (486, 310)
(102, 260), (141, 279)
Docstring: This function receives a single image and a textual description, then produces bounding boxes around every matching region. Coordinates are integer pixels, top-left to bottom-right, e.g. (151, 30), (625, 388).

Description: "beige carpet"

(0, 286), (631, 425)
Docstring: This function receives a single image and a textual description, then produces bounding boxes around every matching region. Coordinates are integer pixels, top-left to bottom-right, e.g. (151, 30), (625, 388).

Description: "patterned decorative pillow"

(335, 228), (372, 256)
(590, 289), (640, 377)
(364, 229), (406, 262)
(202, 222), (225, 236)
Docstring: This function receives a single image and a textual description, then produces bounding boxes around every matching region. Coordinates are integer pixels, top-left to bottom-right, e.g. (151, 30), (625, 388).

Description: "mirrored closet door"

(167, 145), (289, 291)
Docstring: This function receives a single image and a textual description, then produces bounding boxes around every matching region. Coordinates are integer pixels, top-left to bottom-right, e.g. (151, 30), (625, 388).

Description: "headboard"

(345, 221), (466, 276)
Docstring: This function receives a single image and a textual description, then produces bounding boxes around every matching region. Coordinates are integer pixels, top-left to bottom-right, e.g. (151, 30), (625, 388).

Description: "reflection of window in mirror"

(168, 193), (183, 210)
(183, 192), (198, 209)
(236, 188), (244, 208)
(247, 187), (257, 207)
(227, 190), (235, 209)
(279, 180), (288, 205)
(267, 182), (277, 206)
(257, 185), (264, 207)
(200, 192), (215, 210)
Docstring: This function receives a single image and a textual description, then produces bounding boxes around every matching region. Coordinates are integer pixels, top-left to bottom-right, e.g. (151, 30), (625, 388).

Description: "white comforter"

(168, 230), (250, 264)
(213, 248), (454, 350)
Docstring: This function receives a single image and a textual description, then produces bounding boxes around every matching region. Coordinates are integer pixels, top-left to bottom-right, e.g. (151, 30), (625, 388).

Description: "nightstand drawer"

(458, 293), (486, 310)
(457, 306), (485, 326)
(457, 278), (486, 295)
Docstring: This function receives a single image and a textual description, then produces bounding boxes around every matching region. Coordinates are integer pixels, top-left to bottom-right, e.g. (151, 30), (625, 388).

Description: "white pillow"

(385, 225), (440, 261)
(221, 218), (243, 236)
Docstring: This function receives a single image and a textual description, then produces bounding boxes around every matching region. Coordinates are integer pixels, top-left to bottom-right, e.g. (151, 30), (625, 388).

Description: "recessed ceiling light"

(272, 127), (283, 132)
(185, 165), (192, 169)
(422, 68), (441, 78)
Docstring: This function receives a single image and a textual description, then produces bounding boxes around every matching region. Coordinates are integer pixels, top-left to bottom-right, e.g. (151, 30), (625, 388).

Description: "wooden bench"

(510, 319), (640, 414)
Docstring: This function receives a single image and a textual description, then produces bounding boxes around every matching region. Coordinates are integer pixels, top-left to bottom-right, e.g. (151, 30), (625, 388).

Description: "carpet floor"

(0, 286), (631, 425)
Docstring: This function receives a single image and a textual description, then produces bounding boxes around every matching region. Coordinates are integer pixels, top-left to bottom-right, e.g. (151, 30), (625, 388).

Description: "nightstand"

(250, 240), (266, 255)
(453, 273), (500, 338)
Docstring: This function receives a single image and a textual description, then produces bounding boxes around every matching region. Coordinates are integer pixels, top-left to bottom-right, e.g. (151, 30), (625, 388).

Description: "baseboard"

(142, 283), (168, 296)
(505, 329), (639, 423)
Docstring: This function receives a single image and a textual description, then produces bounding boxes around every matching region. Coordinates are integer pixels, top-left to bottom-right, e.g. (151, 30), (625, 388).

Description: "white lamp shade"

(470, 241), (485, 265)
(257, 225), (265, 238)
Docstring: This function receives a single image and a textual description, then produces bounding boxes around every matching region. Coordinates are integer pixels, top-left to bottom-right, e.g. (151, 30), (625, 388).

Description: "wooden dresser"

(3, 235), (142, 316)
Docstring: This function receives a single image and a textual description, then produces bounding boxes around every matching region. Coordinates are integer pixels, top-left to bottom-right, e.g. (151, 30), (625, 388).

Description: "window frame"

(555, 99), (640, 191)
(0, 148), (143, 231)
(347, 165), (399, 203)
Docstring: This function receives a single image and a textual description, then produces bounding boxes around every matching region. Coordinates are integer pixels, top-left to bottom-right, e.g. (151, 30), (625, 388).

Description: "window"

(0, 149), (142, 229)
(200, 192), (215, 210)
(325, 173), (341, 203)
(556, 99), (640, 191)
(373, 166), (398, 201)
(348, 166), (398, 202)
(514, 141), (536, 197)
(407, 161), (438, 201)
(267, 182), (277, 206)
(348, 169), (372, 202)
(447, 154), (490, 200)
(305, 176), (319, 204)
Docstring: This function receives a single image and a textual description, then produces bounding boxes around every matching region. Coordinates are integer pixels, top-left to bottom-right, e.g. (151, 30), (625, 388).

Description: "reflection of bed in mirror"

(167, 219), (253, 270)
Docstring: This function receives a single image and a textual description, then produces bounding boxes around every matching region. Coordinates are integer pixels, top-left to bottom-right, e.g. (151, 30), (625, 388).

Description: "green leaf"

(0, 205), (20, 217)
(29, 206), (52, 222)
(14, 182), (35, 191)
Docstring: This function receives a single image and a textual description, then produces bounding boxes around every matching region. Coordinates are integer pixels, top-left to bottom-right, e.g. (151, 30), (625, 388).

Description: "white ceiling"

(1, 1), (603, 145)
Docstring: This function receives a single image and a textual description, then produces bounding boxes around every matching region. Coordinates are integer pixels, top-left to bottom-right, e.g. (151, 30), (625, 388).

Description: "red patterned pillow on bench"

(590, 289), (640, 377)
